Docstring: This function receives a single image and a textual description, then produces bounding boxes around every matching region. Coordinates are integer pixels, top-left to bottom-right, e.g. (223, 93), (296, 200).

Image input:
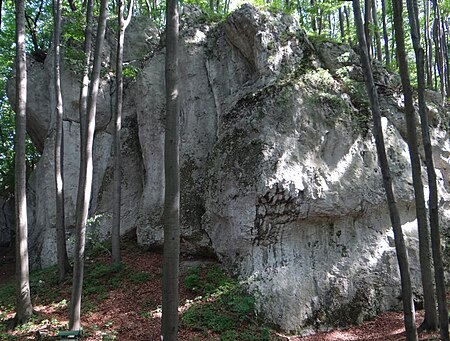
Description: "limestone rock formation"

(6, 4), (450, 333)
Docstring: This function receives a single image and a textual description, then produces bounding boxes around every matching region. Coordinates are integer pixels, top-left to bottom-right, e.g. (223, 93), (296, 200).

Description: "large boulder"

(7, 4), (450, 332)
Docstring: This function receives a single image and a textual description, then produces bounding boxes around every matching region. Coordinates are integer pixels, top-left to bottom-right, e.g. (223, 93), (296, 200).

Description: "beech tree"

(53, 0), (71, 282)
(112, 0), (134, 264)
(405, 0), (449, 337)
(161, 0), (180, 338)
(69, 0), (109, 330)
(380, 0), (390, 64)
(352, 0), (418, 339)
(392, 0), (438, 331)
(69, 0), (94, 329)
(14, 0), (34, 325)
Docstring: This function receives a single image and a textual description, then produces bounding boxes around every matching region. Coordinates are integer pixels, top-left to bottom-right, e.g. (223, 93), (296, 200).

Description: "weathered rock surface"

(6, 4), (450, 333)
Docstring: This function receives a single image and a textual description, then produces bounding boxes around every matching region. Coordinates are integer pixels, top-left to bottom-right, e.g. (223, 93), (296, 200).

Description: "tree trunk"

(68, 0), (94, 328)
(393, 0), (438, 331)
(406, 0), (450, 334)
(381, 0), (390, 64)
(344, 5), (351, 44)
(112, 0), (133, 264)
(433, 1), (446, 102)
(311, 0), (317, 32)
(338, 7), (345, 41)
(161, 0), (180, 338)
(14, 0), (33, 325)
(425, 0), (433, 87)
(318, 8), (323, 35)
(69, 0), (109, 330)
(0, 0), (3, 33)
(442, 23), (450, 95)
(53, 0), (71, 283)
(328, 13), (332, 37)
(371, 0), (382, 61)
(352, 0), (418, 339)
(364, 0), (372, 60)
(406, 7), (449, 335)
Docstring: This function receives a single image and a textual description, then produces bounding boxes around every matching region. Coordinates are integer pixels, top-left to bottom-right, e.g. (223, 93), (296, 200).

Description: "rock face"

(6, 4), (450, 332)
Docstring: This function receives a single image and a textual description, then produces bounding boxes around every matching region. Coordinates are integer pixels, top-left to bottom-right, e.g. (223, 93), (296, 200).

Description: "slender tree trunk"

(53, 0), (71, 283)
(433, 2), (446, 102)
(425, 0), (433, 87)
(442, 23), (450, 95)
(407, 6), (450, 335)
(112, 0), (133, 264)
(311, 0), (317, 32)
(364, 0), (372, 60)
(344, 5), (351, 44)
(318, 8), (323, 35)
(328, 13), (332, 37)
(14, 0), (33, 325)
(69, 0), (94, 328)
(353, 0), (418, 339)
(339, 7), (345, 41)
(69, 0), (109, 330)
(381, 0), (390, 64)
(297, 0), (304, 25)
(393, 0), (438, 331)
(161, 0), (180, 338)
(0, 0), (3, 33)
(371, 0), (382, 61)
(403, 0), (448, 331)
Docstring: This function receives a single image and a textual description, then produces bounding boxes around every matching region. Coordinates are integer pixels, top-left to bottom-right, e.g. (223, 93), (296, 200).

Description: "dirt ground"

(0, 241), (443, 340)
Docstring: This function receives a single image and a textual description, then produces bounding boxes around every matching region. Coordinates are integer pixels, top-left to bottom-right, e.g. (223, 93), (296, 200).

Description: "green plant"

(182, 303), (235, 332)
(128, 271), (152, 283)
(0, 282), (15, 310)
(181, 264), (283, 339)
(123, 64), (140, 80)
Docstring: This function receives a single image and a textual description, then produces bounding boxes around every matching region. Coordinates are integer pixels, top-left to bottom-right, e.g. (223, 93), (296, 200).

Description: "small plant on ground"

(181, 264), (280, 340)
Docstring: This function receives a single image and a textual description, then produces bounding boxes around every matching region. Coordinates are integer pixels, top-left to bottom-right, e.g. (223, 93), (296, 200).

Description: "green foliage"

(84, 261), (125, 297)
(0, 282), (15, 315)
(182, 264), (277, 340)
(123, 64), (140, 80)
(128, 271), (152, 283)
(61, 10), (88, 73)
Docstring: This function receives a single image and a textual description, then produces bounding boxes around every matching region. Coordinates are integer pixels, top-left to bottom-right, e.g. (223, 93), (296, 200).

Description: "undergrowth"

(181, 264), (280, 341)
(0, 244), (152, 339)
(0, 245), (281, 340)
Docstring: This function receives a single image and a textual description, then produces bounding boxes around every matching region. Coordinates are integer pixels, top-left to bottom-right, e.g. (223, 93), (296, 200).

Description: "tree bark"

(433, 1), (446, 102)
(112, 0), (133, 264)
(352, 0), (418, 339)
(393, 0), (438, 331)
(0, 0), (3, 33)
(53, 0), (71, 283)
(344, 5), (351, 44)
(380, 0), (390, 64)
(406, 0), (449, 336)
(161, 0), (180, 338)
(69, 0), (94, 329)
(14, 0), (33, 325)
(443, 23), (450, 95)
(371, 0), (382, 61)
(311, 0), (317, 32)
(69, 0), (109, 330)
(406, 0), (450, 335)
(425, 0), (433, 87)
(338, 7), (345, 41)
(364, 0), (372, 60)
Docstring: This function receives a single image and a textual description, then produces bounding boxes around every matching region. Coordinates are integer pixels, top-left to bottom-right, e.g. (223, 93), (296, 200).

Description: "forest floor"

(0, 231), (443, 340)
